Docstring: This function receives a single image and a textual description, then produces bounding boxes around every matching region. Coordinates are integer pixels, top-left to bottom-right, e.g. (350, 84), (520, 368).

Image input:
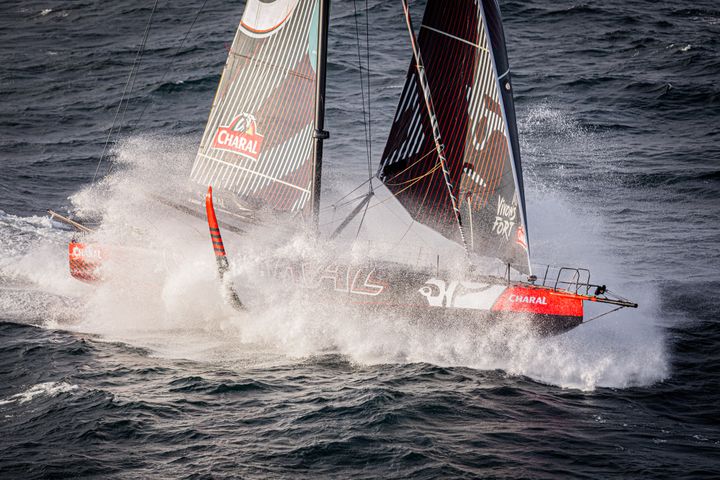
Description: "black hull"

(254, 259), (585, 337)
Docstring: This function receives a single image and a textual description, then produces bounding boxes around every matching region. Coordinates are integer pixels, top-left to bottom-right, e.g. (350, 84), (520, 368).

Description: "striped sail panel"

(379, 0), (479, 243)
(482, 0), (528, 247)
(190, 0), (318, 214)
(379, 0), (530, 273)
(459, 0), (529, 272)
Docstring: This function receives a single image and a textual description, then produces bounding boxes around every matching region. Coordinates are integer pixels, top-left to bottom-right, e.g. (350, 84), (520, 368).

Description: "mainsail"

(190, 0), (320, 214)
(379, 0), (531, 273)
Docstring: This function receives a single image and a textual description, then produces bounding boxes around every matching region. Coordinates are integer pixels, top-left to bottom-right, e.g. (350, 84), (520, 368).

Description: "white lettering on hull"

(262, 261), (385, 297)
(509, 294), (547, 305)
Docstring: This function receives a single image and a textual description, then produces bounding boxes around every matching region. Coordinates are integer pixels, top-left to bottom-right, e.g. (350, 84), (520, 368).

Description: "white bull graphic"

(418, 279), (506, 309)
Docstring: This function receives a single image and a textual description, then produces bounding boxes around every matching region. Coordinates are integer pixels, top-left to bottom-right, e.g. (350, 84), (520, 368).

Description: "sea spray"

(0, 127), (668, 391)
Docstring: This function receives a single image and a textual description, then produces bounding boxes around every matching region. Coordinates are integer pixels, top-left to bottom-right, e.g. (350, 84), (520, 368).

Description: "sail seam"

(420, 24), (489, 53)
(198, 154), (311, 193)
(230, 53), (315, 82)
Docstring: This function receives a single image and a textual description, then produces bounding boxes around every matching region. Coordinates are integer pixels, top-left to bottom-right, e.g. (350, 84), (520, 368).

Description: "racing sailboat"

(64, 0), (637, 335)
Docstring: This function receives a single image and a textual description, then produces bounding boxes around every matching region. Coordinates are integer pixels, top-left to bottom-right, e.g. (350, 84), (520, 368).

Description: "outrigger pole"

(311, 0), (331, 232)
(48, 210), (93, 234)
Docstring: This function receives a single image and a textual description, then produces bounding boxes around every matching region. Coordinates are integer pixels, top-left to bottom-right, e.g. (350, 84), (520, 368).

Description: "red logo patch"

(212, 113), (264, 161)
(516, 225), (528, 250)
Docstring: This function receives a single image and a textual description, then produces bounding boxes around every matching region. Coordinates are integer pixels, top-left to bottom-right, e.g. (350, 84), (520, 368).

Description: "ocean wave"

(0, 381), (78, 406)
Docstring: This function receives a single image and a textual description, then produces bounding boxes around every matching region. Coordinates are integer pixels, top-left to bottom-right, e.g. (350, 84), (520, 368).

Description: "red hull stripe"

(492, 286), (583, 317)
(68, 242), (102, 283)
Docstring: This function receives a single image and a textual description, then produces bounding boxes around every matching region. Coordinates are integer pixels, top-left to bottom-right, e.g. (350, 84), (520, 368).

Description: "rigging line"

(420, 25), (489, 52)
(364, 164), (442, 212)
(93, 0), (159, 183)
(384, 155), (442, 186)
(396, 219), (414, 244)
(133, 0), (209, 128)
(395, 159), (435, 246)
(384, 162), (441, 187)
(381, 147), (436, 183)
(377, 199), (434, 251)
(364, 0), (373, 181)
(319, 195), (370, 227)
(581, 306), (625, 325)
(107, 0), (161, 176)
(319, 177), (373, 212)
(329, 146), (434, 217)
(393, 167), (436, 247)
(352, 0), (372, 184)
(320, 193), (370, 215)
(354, 195), (371, 240)
(605, 288), (632, 303)
(328, 191), (373, 238)
(400, 0), (468, 256)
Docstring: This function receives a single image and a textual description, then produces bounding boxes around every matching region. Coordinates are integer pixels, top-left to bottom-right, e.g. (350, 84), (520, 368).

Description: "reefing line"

(205, 186), (245, 311)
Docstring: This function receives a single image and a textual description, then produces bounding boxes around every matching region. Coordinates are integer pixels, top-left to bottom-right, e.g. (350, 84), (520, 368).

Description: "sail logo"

(516, 225), (528, 251)
(239, 0), (300, 38)
(509, 294), (547, 305)
(471, 94), (504, 151)
(212, 113), (264, 161)
(492, 195), (517, 240)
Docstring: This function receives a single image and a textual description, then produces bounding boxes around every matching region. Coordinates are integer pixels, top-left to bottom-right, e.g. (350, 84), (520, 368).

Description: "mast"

(312, 0), (331, 231)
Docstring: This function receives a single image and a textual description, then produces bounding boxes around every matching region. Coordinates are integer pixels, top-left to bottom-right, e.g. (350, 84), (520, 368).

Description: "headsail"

(190, 0), (320, 214)
(379, 0), (530, 273)
(482, 0), (528, 244)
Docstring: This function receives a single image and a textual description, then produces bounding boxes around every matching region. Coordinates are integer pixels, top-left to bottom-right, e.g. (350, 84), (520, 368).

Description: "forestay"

(379, 0), (531, 273)
(190, 0), (319, 214)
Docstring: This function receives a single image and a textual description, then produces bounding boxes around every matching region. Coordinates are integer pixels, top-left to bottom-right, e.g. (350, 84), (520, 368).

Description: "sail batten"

(379, 0), (530, 273)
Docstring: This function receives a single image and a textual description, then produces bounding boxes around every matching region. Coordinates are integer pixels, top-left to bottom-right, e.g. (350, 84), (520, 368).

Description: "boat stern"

(491, 285), (584, 334)
(68, 242), (103, 283)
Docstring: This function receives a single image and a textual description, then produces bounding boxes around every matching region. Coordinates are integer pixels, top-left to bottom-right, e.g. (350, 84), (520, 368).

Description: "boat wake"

(0, 133), (667, 391)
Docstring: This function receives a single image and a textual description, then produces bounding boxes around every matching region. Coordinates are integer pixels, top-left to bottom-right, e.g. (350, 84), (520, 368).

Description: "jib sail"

(379, 0), (530, 273)
(190, 0), (319, 214)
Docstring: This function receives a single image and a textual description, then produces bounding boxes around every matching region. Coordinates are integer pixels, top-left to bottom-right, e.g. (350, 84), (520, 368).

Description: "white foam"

(0, 382), (78, 406)
(0, 122), (669, 391)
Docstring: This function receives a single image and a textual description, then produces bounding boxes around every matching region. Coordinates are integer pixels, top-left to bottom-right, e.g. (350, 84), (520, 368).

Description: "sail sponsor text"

(212, 113), (265, 161)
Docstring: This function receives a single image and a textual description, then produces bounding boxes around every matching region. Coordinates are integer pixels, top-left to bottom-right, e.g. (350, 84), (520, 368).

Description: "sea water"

(0, 1), (718, 478)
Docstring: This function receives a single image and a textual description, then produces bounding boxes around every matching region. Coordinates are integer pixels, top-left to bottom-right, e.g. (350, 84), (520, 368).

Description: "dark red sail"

(379, 0), (530, 272)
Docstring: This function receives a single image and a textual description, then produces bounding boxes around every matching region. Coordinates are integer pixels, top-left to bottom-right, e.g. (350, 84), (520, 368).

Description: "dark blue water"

(1, 1), (719, 478)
